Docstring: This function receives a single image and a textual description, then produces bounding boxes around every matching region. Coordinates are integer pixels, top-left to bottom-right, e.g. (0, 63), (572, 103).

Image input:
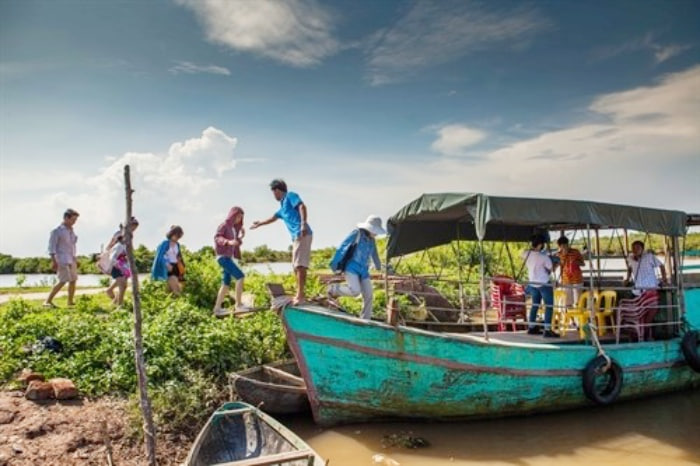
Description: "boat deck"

(459, 329), (619, 346)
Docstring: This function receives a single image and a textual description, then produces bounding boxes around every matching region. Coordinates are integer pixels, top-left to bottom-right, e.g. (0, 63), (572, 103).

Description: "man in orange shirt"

(556, 236), (585, 307)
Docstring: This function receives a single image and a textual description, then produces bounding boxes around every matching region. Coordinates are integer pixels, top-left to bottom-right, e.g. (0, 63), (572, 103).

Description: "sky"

(1, 0), (699, 258)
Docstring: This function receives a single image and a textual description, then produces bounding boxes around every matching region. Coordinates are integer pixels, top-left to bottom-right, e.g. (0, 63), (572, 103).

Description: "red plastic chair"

(615, 290), (659, 343)
(490, 275), (527, 332)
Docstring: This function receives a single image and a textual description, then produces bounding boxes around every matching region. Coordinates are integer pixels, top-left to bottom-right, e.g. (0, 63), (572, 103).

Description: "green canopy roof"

(386, 193), (688, 258)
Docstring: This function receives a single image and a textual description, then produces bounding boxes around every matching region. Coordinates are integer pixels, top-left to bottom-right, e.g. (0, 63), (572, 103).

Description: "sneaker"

(214, 308), (231, 317)
(543, 330), (561, 338)
(42, 302), (57, 309)
(235, 305), (253, 313)
(527, 327), (542, 335)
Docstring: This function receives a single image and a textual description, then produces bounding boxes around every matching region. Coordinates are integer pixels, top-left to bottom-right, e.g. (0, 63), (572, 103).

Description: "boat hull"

(282, 303), (700, 426)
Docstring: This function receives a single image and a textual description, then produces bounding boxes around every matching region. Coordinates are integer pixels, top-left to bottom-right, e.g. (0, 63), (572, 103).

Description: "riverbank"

(0, 391), (187, 465)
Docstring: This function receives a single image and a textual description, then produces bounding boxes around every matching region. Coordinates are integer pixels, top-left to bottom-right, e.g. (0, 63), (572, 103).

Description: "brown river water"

(283, 389), (700, 465)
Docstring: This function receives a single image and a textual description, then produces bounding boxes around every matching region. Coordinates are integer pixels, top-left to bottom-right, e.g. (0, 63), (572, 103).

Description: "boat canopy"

(387, 192), (688, 259)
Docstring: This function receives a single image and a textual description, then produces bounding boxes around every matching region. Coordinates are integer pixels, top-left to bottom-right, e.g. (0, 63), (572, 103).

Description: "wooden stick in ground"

(124, 165), (157, 465)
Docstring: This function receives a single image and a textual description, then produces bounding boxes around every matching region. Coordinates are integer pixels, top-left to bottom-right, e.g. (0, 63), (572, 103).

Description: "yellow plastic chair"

(552, 288), (592, 338)
(552, 289), (569, 336)
(594, 290), (617, 337)
(570, 291), (595, 339)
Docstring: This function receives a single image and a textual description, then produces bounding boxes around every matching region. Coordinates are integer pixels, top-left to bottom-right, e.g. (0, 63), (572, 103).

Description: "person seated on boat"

(624, 240), (667, 296)
(521, 234), (557, 337)
(554, 235), (585, 307)
(328, 215), (386, 319)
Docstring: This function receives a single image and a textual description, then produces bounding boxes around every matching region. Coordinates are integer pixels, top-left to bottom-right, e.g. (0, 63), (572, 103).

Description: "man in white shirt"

(521, 234), (557, 337)
(44, 209), (79, 308)
(625, 240), (667, 295)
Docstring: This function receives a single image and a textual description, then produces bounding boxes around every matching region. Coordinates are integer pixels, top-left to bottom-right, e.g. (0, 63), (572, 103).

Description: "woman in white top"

(520, 234), (557, 337)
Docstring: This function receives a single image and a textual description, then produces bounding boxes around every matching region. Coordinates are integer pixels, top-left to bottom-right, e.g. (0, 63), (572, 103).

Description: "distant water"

(0, 262), (292, 287)
(2, 259), (697, 288)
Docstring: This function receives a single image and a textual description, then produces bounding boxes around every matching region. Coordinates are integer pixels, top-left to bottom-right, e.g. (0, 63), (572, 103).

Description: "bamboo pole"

(123, 165), (157, 465)
(478, 239), (489, 341)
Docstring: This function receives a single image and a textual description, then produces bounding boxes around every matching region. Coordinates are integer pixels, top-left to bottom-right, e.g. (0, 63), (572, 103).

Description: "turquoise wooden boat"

(282, 193), (700, 425)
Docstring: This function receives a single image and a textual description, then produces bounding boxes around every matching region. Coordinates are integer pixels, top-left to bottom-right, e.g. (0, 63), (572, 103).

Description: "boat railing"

(384, 273), (684, 341)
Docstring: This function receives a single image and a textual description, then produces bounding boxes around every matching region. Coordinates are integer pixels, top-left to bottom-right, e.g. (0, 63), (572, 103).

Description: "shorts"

(217, 256), (245, 286)
(167, 263), (181, 279)
(292, 234), (312, 269)
(57, 263), (78, 283)
(110, 266), (124, 279)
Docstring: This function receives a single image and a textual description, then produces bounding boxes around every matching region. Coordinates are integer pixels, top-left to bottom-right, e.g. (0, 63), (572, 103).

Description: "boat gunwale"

(286, 303), (687, 352)
(184, 402), (325, 466)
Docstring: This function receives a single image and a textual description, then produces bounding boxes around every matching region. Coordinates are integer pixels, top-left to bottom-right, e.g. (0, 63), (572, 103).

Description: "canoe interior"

(189, 406), (317, 466)
(242, 361), (303, 384)
(232, 361), (311, 414)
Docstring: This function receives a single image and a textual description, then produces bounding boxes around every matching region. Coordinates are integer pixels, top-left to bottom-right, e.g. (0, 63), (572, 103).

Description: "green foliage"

(0, 271), (289, 435)
(310, 247), (334, 270)
(0, 253), (17, 274)
(241, 244), (291, 263)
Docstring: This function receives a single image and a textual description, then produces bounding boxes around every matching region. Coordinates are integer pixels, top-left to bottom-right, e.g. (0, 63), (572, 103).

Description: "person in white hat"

(328, 215), (386, 319)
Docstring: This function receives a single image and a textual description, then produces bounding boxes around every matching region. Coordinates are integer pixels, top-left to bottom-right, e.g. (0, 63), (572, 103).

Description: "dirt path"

(0, 391), (188, 465)
(0, 288), (106, 305)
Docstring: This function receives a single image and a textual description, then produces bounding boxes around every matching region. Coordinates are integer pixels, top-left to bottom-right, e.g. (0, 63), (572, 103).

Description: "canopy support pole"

(585, 224), (596, 339)
(478, 239), (489, 341)
(672, 236), (684, 335)
(453, 225), (466, 322)
(384, 244), (390, 322)
(595, 228), (602, 287)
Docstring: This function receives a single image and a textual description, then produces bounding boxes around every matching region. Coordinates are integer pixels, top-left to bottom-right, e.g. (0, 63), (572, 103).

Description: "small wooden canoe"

(185, 402), (327, 466)
(230, 360), (310, 414)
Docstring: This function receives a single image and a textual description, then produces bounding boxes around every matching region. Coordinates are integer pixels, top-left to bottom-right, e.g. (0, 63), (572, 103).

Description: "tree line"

(0, 244), (292, 274)
(2, 232), (697, 275)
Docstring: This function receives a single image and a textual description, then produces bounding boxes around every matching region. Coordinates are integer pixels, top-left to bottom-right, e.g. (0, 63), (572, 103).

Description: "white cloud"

(0, 127), (240, 256)
(168, 61), (231, 75)
(2, 68), (699, 260)
(365, 1), (550, 85)
(176, 0), (339, 67)
(415, 65), (700, 210)
(593, 33), (692, 65)
(430, 124), (486, 156)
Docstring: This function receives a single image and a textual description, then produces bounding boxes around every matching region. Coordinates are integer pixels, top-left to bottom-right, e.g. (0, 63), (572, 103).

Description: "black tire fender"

(582, 355), (623, 405)
(681, 331), (700, 373)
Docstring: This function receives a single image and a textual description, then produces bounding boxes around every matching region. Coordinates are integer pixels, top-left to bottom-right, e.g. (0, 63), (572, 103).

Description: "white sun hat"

(357, 215), (387, 236)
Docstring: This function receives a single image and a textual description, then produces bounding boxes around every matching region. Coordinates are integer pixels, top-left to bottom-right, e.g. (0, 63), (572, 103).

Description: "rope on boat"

(589, 321), (612, 371)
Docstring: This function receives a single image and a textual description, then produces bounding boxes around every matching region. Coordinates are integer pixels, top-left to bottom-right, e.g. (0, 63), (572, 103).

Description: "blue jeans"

(526, 284), (553, 329)
(217, 257), (244, 286)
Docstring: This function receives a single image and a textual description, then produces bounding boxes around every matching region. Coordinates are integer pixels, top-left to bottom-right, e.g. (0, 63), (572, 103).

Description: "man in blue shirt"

(251, 179), (313, 304)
